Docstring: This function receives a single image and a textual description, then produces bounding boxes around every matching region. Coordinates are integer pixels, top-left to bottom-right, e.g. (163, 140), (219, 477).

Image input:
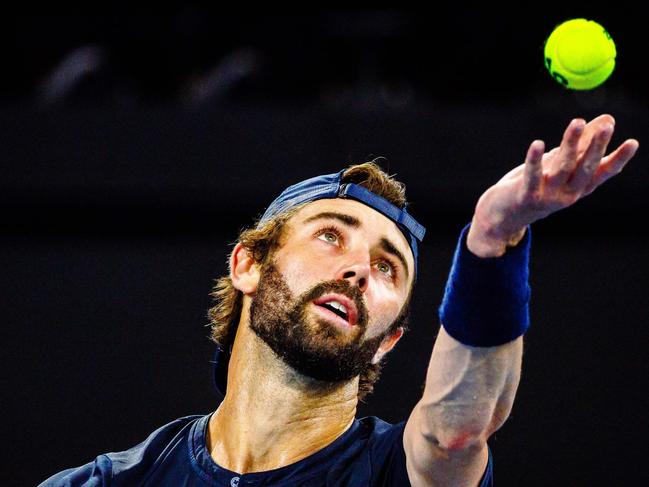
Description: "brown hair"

(206, 160), (414, 402)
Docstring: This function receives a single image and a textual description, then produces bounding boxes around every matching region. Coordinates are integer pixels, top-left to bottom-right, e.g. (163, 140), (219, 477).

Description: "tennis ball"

(544, 18), (616, 90)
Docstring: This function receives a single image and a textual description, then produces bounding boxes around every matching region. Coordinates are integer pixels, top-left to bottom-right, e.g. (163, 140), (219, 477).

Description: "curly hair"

(206, 160), (415, 402)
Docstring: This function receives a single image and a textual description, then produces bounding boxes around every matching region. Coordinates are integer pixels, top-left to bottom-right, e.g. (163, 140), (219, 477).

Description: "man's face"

(248, 198), (414, 383)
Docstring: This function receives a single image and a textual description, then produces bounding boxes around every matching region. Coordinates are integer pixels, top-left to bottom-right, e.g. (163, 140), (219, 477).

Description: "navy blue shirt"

(40, 412), (493, 486)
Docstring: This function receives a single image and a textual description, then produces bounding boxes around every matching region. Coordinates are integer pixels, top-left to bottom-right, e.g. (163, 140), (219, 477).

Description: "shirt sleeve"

(480, 445), (494, 486)
(37, 454), (113, 487)
(378, 422), (494, 486)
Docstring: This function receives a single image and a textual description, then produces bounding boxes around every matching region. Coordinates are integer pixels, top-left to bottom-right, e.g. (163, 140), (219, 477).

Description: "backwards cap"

(211, 167), (426, 396)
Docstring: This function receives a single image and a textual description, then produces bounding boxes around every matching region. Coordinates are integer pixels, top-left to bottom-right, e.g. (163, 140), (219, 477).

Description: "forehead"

(288, 198), (415, 270)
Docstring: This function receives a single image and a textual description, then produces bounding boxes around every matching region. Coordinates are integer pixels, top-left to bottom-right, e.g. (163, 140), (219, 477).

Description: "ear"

(370, 326), (405, 365)
(230, 242), (261, 295)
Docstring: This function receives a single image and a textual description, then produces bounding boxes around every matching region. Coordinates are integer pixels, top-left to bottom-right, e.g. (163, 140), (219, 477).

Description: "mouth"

(312, 293), (359, 327)
(312, 303), (356, 330)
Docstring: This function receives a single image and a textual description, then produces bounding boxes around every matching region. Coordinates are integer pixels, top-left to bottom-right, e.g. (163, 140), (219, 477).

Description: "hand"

(467, 114), (640, 257)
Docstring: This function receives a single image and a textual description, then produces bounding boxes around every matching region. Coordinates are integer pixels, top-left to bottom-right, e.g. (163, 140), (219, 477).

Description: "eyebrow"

(301, 211), (410, 280)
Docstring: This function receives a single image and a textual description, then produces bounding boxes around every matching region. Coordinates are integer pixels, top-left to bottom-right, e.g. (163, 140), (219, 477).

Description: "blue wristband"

(438, 222), (532, 347)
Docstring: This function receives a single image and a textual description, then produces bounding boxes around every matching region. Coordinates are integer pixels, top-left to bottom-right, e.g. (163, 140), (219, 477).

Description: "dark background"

(2, 8), (648, 486)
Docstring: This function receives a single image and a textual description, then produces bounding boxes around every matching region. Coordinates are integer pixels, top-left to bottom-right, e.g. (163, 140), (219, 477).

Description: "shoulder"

(356, 416), (494, 487)
(109, 414), (203, 471)
(357, 415), (406, 449)
(38, 455), (113, 487)
(38, 414), (206, 487)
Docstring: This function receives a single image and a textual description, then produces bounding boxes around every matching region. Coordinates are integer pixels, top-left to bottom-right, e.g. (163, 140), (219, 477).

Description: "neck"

(207, 315), (358, 474)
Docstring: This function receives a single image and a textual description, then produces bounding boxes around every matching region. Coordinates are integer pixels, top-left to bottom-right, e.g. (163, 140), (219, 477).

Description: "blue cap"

(211, 168), (426, 396)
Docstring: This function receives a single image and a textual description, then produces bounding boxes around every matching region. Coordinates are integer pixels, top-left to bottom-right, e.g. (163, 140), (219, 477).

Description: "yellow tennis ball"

(544, 18), (616, 90)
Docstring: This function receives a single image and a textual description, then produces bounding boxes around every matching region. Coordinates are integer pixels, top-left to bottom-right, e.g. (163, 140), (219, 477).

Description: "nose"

(337, 253), (370, 293)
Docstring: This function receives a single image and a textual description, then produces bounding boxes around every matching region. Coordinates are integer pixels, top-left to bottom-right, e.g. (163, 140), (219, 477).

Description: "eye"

(377, 261), (391, 274)
(316, 226), (343, 245)
(319, 232), (338, 243)
(376, 258), (398, 280)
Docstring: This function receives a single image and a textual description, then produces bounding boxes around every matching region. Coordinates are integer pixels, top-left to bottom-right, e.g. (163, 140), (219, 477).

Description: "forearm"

(417, 327), (522, 450)
(419, 221), (530, 449)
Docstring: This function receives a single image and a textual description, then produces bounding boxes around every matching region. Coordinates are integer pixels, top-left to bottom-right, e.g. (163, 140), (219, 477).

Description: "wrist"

(438, 222), (532, 347)
(467, 214), (527, 258)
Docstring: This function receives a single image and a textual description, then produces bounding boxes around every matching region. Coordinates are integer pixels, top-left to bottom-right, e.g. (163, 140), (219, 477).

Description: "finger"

(576, 114), (616, 157)
(567, 123), (614, 192)
(522, 140), (545, 195)
(502, 146), (558, 183)
(582, 139), (639, 196)
(548, 118), (585, 183)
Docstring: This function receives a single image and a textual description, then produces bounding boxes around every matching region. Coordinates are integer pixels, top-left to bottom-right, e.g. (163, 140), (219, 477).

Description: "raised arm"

(403, 115), (639, 487)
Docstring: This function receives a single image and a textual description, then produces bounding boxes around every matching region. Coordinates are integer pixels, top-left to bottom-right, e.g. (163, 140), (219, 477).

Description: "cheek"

(273, 254), (316, 295)
(367, 287), (402, 332)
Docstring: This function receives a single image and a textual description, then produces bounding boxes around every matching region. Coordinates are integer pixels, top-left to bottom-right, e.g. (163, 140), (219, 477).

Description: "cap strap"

(339, 183), (426, 241)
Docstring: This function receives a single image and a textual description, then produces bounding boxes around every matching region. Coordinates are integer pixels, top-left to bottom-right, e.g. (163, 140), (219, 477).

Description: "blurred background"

(2, 8), (648, 486)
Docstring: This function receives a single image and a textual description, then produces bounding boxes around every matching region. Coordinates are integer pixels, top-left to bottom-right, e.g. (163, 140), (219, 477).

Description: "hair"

(207, 160), (414, 402)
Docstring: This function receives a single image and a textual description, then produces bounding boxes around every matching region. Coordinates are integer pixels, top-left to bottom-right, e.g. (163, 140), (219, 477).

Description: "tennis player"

(40, 114), (638, 486)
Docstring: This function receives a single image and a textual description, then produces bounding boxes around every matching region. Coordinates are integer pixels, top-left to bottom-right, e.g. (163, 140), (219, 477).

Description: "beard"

(248, 261), (390, 385)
